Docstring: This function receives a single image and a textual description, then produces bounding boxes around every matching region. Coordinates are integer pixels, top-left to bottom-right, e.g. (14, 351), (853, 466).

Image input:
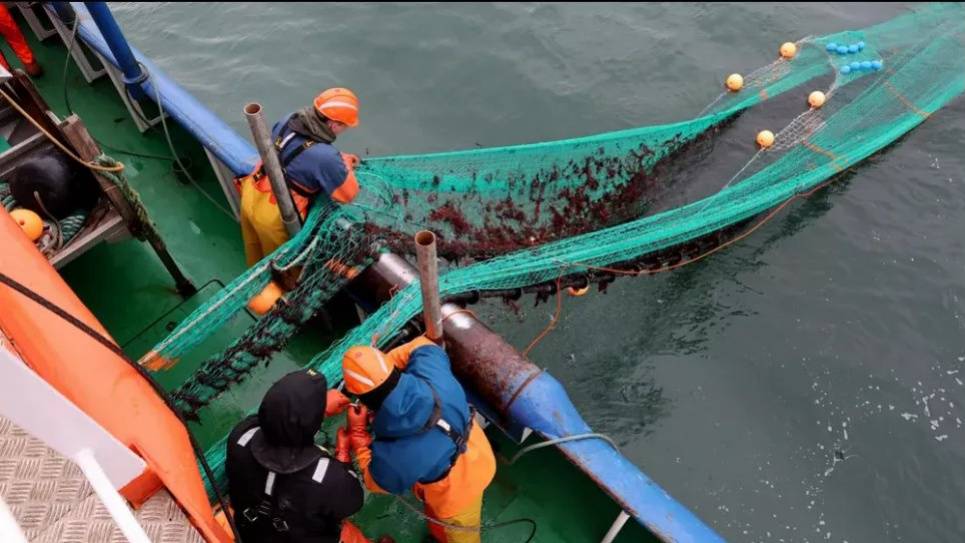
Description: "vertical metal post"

(415, 230), (443, 343)
(83, 2), (147, 99)
(600, 511), (631, 543)
(244, 103), (301, 237)
(58, 115), (195, 296)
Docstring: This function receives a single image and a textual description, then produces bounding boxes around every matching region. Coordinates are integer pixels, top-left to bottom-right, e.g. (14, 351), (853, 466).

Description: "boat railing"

(19, 2), (253, 221)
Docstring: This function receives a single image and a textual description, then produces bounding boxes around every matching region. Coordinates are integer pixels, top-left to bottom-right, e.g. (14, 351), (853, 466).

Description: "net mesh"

(134, 4), (964, 495)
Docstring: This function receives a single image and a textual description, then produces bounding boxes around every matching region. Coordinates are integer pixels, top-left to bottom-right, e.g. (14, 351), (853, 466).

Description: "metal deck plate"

(1, 415), (204, 542)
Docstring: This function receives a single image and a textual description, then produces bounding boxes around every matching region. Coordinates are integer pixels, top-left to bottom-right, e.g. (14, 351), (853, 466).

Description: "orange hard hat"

(342, 345), (391, 394)
(314, 87), (359, 127)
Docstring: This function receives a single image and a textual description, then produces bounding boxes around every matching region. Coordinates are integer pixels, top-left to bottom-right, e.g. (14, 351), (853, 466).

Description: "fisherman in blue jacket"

(342, 337), (496, 543)
(237, 87), (361, 266)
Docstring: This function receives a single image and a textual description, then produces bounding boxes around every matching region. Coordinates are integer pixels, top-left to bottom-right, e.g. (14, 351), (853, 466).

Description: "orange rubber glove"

(346, 404), (373, 452)
(345, 404), (386, 494)
(335, 427), (352, 463)
(325, 389), (352, 417)
(341, 152), (361, 169)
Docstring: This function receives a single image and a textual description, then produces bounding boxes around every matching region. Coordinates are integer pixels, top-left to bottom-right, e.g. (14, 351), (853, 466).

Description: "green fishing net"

(136, 4), (964, 495)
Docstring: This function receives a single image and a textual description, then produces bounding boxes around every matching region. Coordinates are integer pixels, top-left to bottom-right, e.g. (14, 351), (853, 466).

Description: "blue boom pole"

(82, 2), (148, 100)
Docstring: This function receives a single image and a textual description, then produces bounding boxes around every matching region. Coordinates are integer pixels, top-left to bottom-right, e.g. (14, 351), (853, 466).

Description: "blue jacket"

(270, 114), (356, 204)
(368, 344), (472, 495)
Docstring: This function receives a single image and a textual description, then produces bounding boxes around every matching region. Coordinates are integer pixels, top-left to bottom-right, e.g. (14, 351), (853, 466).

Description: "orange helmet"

(314, 87), (359, 127)
(342, 345), (391, 394)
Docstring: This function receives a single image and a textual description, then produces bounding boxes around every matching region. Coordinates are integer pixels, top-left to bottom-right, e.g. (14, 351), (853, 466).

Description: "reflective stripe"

(277, 132), (297, 150)
(265, 471), (276, 496)
(238, 427), (259, 447)
(374, 351), (388, 375)
(436, 419), (452, 433)
(317, 100), (358, 111)
(311, 458), (330, 483)
(345, 369), (375, 387)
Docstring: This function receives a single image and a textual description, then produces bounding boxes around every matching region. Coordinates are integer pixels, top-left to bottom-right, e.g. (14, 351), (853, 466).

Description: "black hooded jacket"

(226, 370), (363, 543)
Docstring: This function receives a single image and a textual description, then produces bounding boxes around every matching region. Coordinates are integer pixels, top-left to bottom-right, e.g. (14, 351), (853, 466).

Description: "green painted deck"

(10, 19), (659, 543)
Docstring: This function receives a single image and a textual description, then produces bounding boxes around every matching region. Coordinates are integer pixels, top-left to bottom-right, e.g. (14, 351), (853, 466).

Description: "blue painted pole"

(50, 2), (76, 25)
(82, 2), (148, 100)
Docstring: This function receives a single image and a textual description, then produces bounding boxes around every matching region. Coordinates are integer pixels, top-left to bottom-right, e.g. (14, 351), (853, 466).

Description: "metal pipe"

(600, 511), (631, 543)
(244, 103), (301, 237)
(50, 2), (76, 25)
(83, 2), (148, 100)
(414, 231), (444, 343)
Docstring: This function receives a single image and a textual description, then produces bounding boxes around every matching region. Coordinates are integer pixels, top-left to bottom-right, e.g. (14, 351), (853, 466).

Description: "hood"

(371, 373), (436, 439)
(250, 369), (327, 473)
(289, 107), (336, 144)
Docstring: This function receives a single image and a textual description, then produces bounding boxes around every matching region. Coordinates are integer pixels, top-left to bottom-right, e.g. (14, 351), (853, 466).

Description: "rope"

(518, 173), (841, 356)
(883, 76), (931, 119)
(393, 496), (536, 542)
(59, 212), (89, 243)
(32, 192), (63, 251)
(521, 270), (564, 357)
(442, 308), (477, 323)
(387, 432), (615, 540)
(91, 155), (160, 244)
(0, 88), (124, 173)
(508, 433), (620, 465)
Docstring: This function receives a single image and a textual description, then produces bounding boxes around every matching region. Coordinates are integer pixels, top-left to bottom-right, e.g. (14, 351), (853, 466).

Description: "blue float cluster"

(826, 41), (866, 55)
(840, 59), (883, 74)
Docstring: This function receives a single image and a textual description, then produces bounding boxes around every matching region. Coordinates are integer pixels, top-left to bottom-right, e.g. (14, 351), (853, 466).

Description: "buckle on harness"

(272, 518), (290, 532)
(242, 507), (260, 523)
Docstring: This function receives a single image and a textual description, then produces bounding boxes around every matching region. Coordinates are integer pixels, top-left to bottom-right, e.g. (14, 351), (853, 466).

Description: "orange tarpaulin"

(0, 209), (230, 543)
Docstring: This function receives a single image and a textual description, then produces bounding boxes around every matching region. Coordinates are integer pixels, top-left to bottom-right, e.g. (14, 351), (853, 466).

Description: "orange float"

(248, 281), (285, 315)
(10, 208), (43, 241)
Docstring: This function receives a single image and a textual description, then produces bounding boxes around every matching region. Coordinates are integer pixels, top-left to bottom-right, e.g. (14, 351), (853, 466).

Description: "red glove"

(346, 404), (372, 451)
(325, 389), (351, 417)
(335, 427), (351, 463)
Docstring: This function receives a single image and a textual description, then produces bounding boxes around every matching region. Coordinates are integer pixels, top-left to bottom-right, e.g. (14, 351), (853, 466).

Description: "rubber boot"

(25, 60), (43, 77)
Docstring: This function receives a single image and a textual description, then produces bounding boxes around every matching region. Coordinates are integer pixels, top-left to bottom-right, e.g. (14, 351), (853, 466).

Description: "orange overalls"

(353, 337), (497, 543)
(0, 5), (39, 73)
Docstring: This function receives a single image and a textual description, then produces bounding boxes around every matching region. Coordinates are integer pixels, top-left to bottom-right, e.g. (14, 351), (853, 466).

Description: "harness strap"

(237, 425), (332, 534)
(251, 119), (318, 202)
(422, 384), (470, 454)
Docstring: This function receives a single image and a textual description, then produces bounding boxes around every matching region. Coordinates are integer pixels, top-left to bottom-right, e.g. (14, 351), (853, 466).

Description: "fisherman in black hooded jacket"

(226, 368), (386, 543)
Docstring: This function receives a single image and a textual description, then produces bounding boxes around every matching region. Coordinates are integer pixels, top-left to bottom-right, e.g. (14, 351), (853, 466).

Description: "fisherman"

(341, 337), (496, 543)
(226, 369), (391, 543)
(237, 88), (361, 266)
(0, 4), (44, 77)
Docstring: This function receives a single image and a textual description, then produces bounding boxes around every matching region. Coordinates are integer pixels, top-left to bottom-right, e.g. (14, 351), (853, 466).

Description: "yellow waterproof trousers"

(426, 494), (483, 543)
(239, 175), (291, 267)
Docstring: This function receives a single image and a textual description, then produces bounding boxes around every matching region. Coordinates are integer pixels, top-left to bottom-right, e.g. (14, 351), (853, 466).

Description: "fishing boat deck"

(3, 10), (659, 542)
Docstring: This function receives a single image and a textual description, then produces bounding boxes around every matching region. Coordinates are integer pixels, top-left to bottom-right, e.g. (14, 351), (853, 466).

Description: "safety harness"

(235, 426), (333, 535)
(248, 119), (319, 202)
(380, 378), (475, 483)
